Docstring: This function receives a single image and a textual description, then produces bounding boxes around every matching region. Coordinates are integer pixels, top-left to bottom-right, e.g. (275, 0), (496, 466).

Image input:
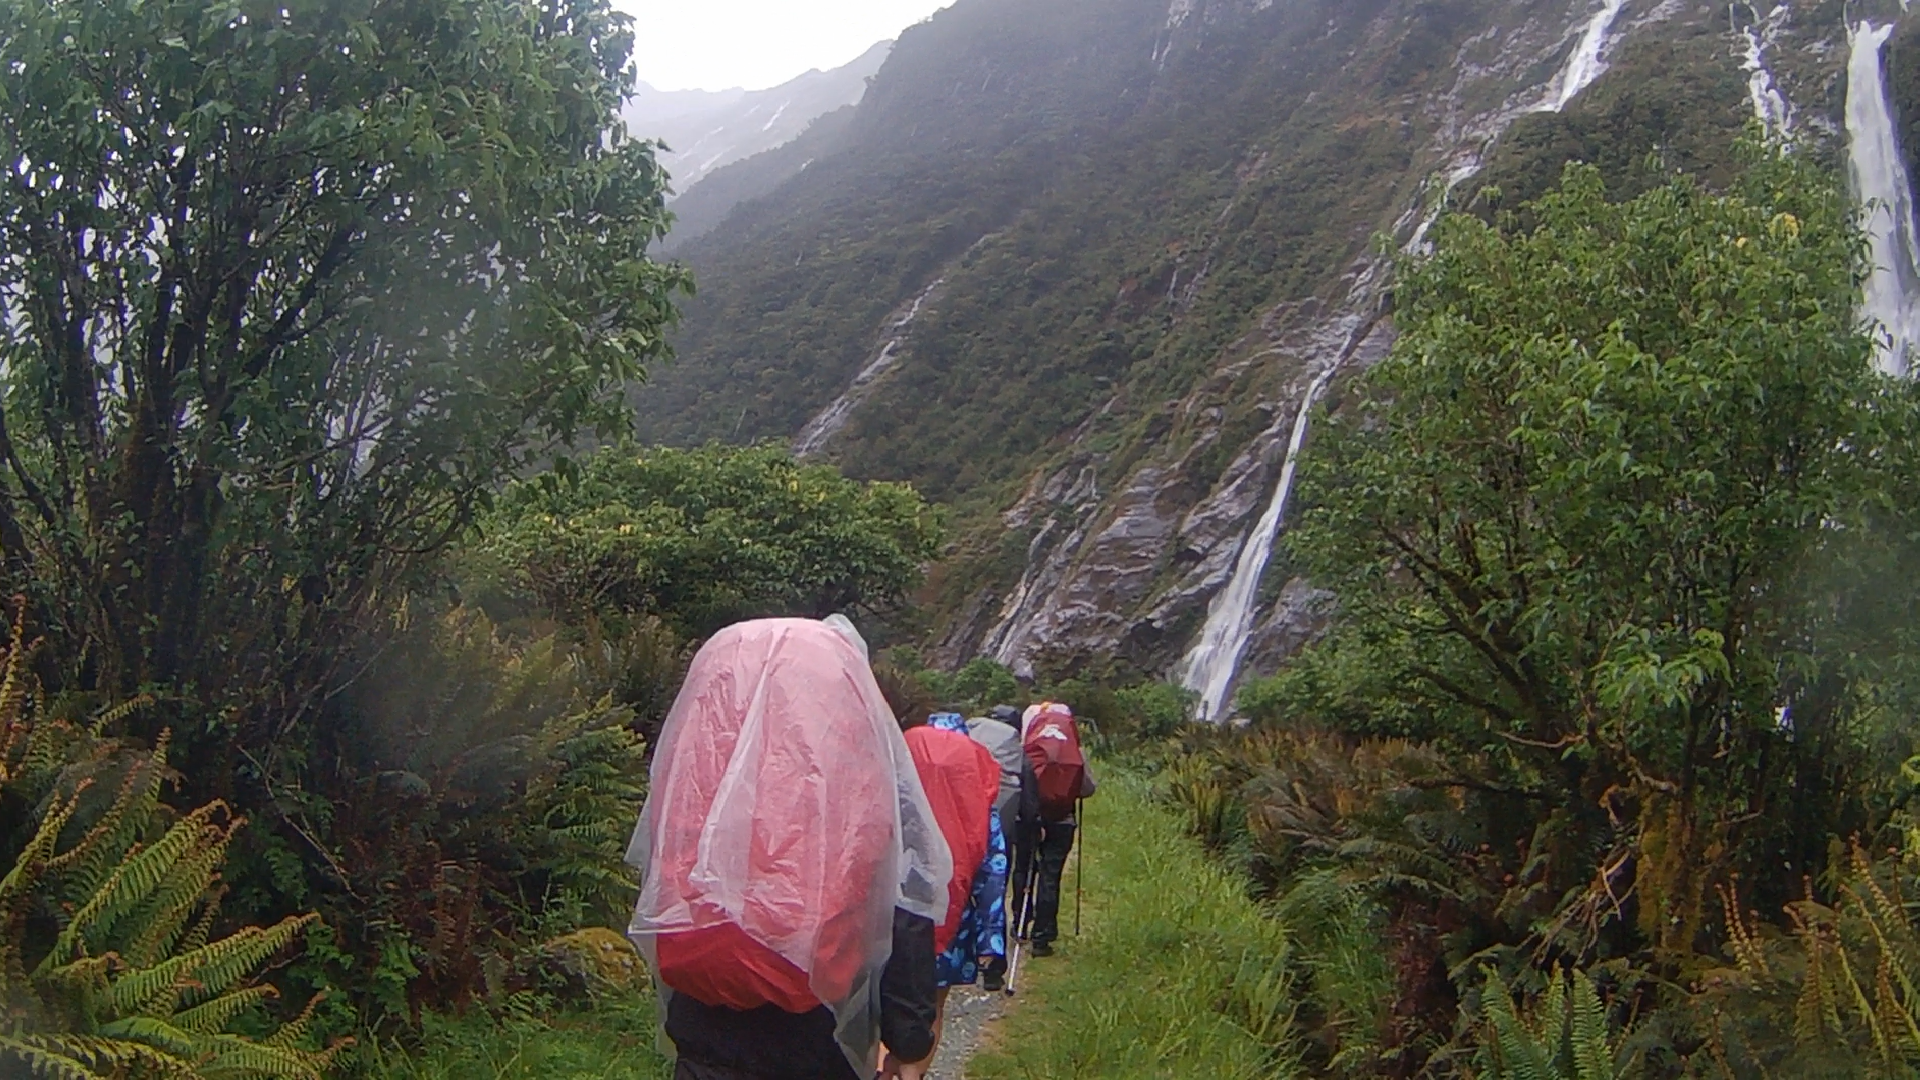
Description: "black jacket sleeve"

(1017, 761), (1042, 843)
(879, 908), (937, 1064)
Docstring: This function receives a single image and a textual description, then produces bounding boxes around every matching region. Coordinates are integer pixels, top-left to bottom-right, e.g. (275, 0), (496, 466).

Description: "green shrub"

(0, 608), (344, 1078)
(299, 606), (654, 1029)
(472, 443), (944, 636)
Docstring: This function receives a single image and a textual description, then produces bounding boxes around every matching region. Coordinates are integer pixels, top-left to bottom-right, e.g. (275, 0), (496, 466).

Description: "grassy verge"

(968, 769), (1298, 1080)
(363, 993), (674, 1079)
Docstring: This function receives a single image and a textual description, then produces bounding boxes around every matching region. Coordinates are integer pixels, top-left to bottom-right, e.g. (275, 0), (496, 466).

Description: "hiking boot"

(1031, 941), (1054, 957)
(983, 970), (1005, 992)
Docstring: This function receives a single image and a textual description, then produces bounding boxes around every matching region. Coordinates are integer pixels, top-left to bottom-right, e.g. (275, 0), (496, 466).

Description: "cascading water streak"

(1178, 366), (1335, 723)
(792, 279), (944, 456)
(1741, 4), (1792, 137)
(1553, 0), (1629, 110)
(1845, 21), (1920, 377)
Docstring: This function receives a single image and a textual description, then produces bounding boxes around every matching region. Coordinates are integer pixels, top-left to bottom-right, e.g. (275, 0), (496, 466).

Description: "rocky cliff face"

(639, 0), (1916, 705)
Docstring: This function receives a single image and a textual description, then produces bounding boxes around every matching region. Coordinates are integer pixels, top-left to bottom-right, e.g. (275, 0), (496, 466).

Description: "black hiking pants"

(1013, 820), (1075, 946)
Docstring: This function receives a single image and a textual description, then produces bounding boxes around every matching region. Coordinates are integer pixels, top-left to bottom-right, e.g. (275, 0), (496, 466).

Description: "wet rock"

(1240, 576), (1338, 678)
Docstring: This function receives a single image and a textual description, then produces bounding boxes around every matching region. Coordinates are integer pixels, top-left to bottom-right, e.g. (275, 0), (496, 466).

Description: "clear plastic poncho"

(625, 617), (952, 1074)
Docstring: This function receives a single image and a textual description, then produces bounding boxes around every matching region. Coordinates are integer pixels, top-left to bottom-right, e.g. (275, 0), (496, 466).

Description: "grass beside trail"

(968, 769), (1298, 1080)
(381, 769), (1293, 1080)
(365, 994), (674, 1079)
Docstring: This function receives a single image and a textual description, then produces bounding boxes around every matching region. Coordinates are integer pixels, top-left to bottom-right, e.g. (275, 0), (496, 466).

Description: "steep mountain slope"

(638, 0), (1920, 708)
(625, 40), (889, 197)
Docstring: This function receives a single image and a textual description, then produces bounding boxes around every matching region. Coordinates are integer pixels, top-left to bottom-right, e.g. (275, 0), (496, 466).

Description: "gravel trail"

(928, 984), (1011, 1079)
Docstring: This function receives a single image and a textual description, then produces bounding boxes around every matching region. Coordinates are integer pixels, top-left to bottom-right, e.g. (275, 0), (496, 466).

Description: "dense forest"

(0, 0), (941, 1073)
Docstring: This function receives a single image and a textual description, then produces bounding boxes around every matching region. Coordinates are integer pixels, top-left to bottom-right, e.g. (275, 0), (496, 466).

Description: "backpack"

(637, 619), (934, 1015)
(964, 716), (1025, 825)
(906, 719), (1001, 953)
(1022, 703), (1087, 822)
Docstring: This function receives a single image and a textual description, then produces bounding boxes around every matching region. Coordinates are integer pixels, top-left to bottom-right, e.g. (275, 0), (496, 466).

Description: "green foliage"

(0, 0), (690, 1031)
(1699, 841), (1920, 1077)
(472, 443), (944, 635)
(1113, 681), (1197, 742)
(0, 608), (343, 1078)
(1281, 148), (1904, 948)
(1474, 968), (1634, 1080)
(1471, 25), (1752, 215)
(636, 0), (1511, 520)
(1158, 727), (1533, 1072)
(1273, 870), (1395, 1074)
(310, 605), (654, 1024)
(923, 657), (1021, 714)
(0, 0), (686, 707)
(1184, 147), (1920, 1075)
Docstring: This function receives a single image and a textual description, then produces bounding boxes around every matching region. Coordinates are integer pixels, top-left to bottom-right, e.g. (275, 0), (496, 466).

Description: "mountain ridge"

(637, 0), (1920, 704)
(625, 39), (890, 199)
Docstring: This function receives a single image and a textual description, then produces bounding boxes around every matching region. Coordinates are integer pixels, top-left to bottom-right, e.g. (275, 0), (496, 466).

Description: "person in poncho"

(625, 618), (952, 1080)
(899, 710), (1008, 1071)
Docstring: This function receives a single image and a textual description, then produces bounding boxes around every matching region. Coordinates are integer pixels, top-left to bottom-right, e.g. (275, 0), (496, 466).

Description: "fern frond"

(194, 1030), (336, 1079)
(0, 1035), (109, 1080)
(35, 952), (118, 1016)
(119, 817), (236, 971)
(0, 597), (39, 778)
(168, 913), (318, 1008)
(1542, 967), (1569, 1051)
(1718, 884), (1770, 979)
(1568, 969), (1615, 1080)
(261, 992), (328, 1050)
(168, 985), (277, 1035)
(1482, 969), (1555, 1080)
(8, 1032), (197, 1078)
(0, 785), (88, 986)
(87, 694), (152, 738)
(44, 801), (226, 973)
(49, 740), (171, 904)
(91, 1014), (201, 1059)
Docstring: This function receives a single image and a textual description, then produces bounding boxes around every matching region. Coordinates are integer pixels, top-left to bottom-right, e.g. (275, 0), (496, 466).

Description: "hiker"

(1013, 702), (1095, 957)
(625, 617), (953, 1080)
(901, 710), (1007, 1071)
(965, 705), (1037, 992)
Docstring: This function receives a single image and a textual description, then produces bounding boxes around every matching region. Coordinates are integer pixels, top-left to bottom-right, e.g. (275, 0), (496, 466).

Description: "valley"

(644, 0), (1920, 711)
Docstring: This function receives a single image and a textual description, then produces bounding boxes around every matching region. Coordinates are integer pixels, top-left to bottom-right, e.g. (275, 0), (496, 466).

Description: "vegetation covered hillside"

(636, 0), (1910, 687)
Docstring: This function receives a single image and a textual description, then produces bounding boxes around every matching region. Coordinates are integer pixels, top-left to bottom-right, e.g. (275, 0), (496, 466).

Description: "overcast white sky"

(625, 0), (952, 92)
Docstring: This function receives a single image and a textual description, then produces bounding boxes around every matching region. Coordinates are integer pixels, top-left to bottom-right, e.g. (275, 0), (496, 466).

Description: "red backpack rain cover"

(904, 724), (1000, 952)
(631, 620), (951, 1016)
(1023, 703), (1087, 822)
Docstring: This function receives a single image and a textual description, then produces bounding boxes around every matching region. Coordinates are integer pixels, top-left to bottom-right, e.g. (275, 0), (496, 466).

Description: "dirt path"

(929, 983), (1011, 1079)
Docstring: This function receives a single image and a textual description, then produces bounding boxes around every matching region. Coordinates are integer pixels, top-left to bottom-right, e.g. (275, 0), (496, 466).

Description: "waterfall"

(1177, 366), (1336, 723)
(1741, 5), (1792, 137)
(792, 279), (944, 457)
(1552, 0), (1629, 110)
(1845, 22), (1920, 377)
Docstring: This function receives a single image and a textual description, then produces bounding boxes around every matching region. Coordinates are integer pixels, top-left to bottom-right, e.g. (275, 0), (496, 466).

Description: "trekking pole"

(1005, 854), (1040, 995)
(1073, 798), (1083, 937)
